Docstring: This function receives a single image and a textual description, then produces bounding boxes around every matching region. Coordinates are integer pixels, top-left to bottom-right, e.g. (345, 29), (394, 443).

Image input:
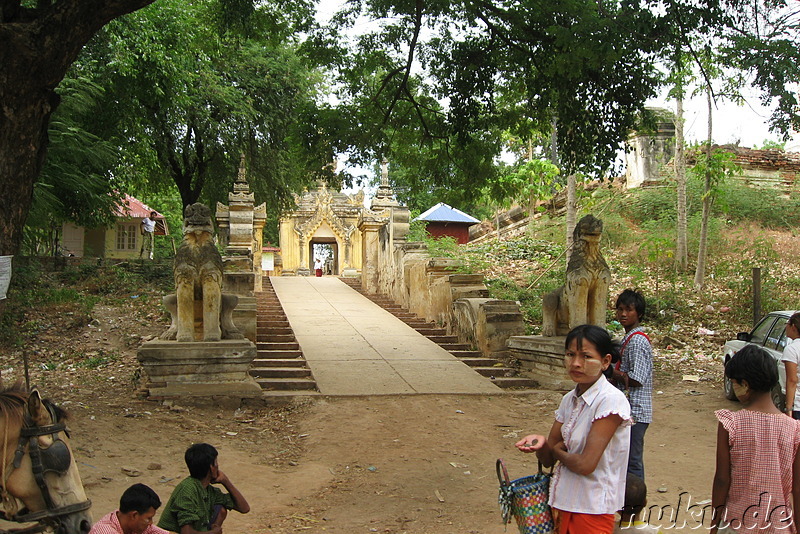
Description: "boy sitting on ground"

(615, 474), (663, 533)
(90, 483), (169, 534)
(158, 443), (250, 534)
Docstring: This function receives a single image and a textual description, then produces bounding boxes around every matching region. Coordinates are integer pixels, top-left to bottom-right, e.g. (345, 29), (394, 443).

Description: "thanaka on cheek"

(583, 358), (602, 377)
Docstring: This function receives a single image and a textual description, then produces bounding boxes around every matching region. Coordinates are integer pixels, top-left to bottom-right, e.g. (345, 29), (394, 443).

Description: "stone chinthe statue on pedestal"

(505, 214), (613, 390)
(137, 202), (261, 401)
(160, 203), (244, 342)
(541, 214), (611, 336)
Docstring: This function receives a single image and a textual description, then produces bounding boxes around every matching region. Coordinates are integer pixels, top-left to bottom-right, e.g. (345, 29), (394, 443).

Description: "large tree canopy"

(321, 0), (697, 203)
(2, 0), (799, 258)
(73, 0), (328, 212)
(321, 0), (799, 210)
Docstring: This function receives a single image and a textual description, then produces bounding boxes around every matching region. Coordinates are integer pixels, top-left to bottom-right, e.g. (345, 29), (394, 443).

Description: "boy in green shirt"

(158, 443), (250, 534)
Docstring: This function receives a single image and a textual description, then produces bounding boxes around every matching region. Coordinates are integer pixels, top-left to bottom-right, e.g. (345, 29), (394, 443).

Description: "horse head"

(2, 386), (91, 534)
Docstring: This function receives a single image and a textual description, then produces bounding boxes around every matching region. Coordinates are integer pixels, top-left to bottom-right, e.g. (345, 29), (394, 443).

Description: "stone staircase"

(339, 278), (537, 389)
(250, 279), (318, 394)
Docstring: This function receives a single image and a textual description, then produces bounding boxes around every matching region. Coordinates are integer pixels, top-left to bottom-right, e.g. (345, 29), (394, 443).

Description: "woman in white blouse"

(516, 324), (633, 534)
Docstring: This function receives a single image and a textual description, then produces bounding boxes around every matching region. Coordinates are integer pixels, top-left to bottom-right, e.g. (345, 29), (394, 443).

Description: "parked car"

(721, 310), (797, 411)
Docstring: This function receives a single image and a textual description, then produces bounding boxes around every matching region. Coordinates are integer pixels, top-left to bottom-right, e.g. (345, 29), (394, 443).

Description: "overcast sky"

(651, 90), (800, 151)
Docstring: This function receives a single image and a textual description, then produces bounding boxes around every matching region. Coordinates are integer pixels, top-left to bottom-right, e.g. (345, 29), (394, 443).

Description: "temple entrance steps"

(338, 278), (537, 389)
(250, 278), (319, 395)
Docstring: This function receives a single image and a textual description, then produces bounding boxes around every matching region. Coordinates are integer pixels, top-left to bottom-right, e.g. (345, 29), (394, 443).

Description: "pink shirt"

(550, 376), (632, 514)
(89, 511), (170, 534)
(715, 409), (800, 533)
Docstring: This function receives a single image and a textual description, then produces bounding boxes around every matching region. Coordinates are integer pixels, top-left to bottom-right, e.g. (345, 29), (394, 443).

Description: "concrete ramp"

(270, 277), (501, 395)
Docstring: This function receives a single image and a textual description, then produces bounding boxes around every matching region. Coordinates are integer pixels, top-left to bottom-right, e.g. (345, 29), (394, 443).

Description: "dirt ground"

(0, 300), (733, 534)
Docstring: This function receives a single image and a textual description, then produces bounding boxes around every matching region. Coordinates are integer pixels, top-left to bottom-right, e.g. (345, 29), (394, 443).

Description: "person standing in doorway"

(314, 257), (323, 277)
(140, 211), (158, 260)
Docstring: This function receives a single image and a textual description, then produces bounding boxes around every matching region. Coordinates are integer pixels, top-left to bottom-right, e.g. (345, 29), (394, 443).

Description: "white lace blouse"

(549, 376), (633, 515)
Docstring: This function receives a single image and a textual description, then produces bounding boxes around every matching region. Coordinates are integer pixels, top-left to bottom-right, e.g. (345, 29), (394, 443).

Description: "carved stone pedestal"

(222, 272), (257, 343)
(507, 335), (573, 390)
(137, 339), (262, 399)
(232, 296), (256, 344)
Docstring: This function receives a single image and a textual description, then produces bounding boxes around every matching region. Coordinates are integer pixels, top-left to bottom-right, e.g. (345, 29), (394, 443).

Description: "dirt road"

(69, 376), (726, 534)
(4, 300), (729, 533)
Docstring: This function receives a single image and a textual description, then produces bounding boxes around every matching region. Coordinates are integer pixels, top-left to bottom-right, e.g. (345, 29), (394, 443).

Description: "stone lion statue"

(160, 203), (243, 342)
(541, 214), (611, 336)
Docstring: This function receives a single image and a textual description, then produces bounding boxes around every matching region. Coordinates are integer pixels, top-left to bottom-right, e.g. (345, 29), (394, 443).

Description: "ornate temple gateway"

(278, 181), (366, 276)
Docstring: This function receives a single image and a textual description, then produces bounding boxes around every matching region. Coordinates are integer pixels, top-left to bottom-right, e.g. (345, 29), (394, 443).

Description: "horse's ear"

(27, 388), (51, 426)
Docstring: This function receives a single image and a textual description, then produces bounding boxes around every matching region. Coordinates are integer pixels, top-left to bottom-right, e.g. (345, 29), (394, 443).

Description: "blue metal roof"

(412, 203), (480, 224)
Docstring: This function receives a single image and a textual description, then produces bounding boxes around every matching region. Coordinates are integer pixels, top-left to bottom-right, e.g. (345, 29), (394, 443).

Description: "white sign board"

(261, 252), (274, 271)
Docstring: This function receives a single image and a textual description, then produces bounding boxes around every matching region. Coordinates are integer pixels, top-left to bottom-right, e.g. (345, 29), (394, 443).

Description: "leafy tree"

(22, 77), (122, 256)
(500, 159), (561, 220)
(321, 0), (730, 254)
(74, 0), (327, 212)
(717, 0), (800, 137)
(691, 144), (741, 289)
(666, 49), (696, 273)
(323, 0), (682, 196)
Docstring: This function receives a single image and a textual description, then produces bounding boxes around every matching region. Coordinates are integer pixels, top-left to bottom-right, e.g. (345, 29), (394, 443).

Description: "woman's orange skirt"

(554, 508), (616, 534)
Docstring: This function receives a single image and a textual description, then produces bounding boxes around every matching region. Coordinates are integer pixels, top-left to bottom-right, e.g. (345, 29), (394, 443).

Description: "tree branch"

(382, 0), (423, 126)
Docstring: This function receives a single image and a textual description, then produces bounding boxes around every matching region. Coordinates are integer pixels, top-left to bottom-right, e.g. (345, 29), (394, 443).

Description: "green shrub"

(422, 235), (490, 273)
(485, 275), (547, 331)
(621, 178), (800, 230)
(407, 219), (428, 242)
(598, 211), (636, 249)
(717, 182), (800, 229)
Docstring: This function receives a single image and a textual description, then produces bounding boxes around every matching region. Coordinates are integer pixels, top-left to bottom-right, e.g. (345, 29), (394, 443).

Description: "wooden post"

(753, 267), (762, 326)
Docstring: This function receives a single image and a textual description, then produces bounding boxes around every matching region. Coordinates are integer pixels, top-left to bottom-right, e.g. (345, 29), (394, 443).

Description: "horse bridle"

(1, 405), (91, 534)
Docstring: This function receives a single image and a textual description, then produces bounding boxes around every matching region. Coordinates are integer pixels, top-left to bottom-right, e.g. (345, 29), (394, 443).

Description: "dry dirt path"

(70, 375), (727, 534)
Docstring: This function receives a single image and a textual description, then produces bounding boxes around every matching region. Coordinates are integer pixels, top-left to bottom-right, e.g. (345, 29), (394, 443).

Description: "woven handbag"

(497, 458), (554, 534)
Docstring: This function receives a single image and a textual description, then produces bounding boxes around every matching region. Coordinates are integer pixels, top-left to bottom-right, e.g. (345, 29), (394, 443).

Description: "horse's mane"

(0, 383), (67, 429)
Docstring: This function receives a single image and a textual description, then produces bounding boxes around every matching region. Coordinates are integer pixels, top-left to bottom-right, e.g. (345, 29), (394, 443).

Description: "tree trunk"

(675, 91), (688, 271)
(527, 137), (535, 222)
(694, 86), (713, 289)
(550, 116), (559, 166)
(0, 88), (56, 256)
(0, 0), (156, 257)
(566, 174), (576, 253)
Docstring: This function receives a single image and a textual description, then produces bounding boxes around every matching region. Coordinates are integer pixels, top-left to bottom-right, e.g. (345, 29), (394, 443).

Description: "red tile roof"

(114, 194), (169, 235)
(114, 194), (165, 218)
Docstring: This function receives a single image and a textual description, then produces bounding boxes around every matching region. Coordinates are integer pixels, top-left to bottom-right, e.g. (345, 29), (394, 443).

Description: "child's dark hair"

(616, 289), (646, 321)
(565, 324), (620, 364)
(621, 474), (647, 517)
(725, 344), (778, 393)
(789, 312), (800, 332)
(185, 443), (218, 479)
(120, 483), (161, 514)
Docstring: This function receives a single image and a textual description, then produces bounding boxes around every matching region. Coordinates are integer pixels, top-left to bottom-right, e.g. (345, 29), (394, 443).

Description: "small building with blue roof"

(412, 202), (480, 244)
